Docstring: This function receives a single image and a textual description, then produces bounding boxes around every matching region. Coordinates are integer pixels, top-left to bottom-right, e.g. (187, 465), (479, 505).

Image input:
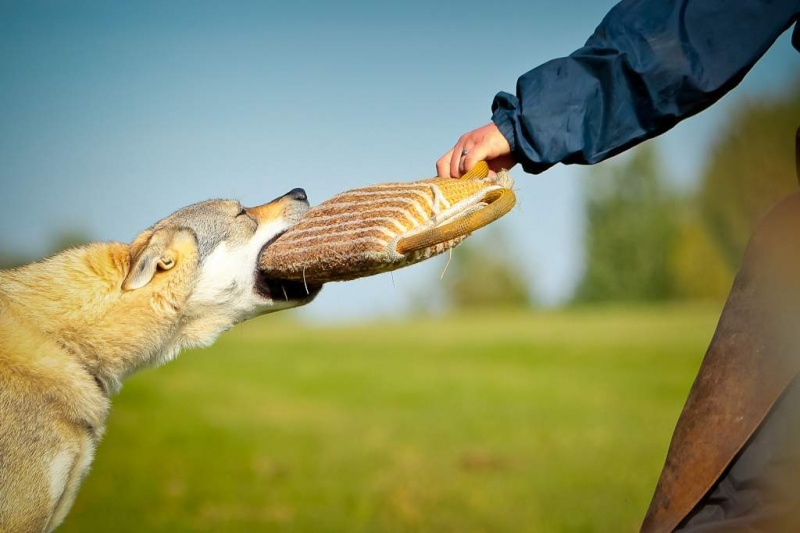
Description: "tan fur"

(0, 193), (318, 532)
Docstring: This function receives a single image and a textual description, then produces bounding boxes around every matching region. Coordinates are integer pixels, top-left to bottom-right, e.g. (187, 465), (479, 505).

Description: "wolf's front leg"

(0, 406), (97, 533)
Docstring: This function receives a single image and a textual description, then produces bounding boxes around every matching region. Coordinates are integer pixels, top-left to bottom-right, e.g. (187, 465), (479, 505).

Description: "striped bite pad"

(259, 163), (515, 283)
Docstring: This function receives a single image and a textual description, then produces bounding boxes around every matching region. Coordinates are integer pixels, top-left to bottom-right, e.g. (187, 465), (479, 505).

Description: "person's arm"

(440, 0), (800, 177)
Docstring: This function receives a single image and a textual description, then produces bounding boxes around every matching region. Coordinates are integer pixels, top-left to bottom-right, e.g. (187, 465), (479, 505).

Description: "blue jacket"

(492, 0), (800, 174)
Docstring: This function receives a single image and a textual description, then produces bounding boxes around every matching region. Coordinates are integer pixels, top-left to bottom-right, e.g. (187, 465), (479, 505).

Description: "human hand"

(436, 122), (516, 178)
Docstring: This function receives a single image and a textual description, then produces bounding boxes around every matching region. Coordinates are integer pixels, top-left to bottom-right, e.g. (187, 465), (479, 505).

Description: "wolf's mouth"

(255, 276), (322, 302)
(256, 231), (322, 302)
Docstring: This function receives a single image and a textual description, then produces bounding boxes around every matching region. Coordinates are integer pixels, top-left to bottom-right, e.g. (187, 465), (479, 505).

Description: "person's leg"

(641, 191), (800, 533)
(676, 376), (800, 532)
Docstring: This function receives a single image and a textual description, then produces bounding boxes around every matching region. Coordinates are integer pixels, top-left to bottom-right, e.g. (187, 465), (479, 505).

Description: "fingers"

(453, 145), (465, 178)
(437, 122), (515, 178)
(450, 137), (468, 178)
(438, 140), (481, 178)
(450, 136), (484, 178)
(436, 149), (454, 178)
(461, 144), (491, 176)
(437, 130), (478, 177)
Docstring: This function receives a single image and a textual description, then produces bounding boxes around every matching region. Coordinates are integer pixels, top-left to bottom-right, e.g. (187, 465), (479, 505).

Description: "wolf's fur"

(0, 191), (320, 532)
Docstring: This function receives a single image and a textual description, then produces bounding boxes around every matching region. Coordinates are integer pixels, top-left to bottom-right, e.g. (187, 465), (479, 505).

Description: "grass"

(60, 303), (721, 532)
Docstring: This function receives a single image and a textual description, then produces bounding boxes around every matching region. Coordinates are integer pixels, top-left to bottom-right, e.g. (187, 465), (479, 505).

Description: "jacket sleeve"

(492, 0), (800, 175)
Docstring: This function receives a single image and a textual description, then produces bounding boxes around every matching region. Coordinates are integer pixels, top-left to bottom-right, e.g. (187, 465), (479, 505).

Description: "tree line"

(575, 80), (799, 304)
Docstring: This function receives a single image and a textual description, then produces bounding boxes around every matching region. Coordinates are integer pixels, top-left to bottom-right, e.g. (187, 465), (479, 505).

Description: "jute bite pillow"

(259, 161), (516, 283)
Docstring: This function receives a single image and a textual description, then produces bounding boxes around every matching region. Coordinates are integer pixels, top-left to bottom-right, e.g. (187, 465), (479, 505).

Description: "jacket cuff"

(492, 92), (551, 175)
(491, 91), (519, 154)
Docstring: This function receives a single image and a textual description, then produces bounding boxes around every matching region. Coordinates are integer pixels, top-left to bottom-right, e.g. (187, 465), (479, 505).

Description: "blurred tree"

(438, 227), (533, 311)
(669, 210), (734, 300)
(699, 80), (800, 269)
(574, 142), (678, 303)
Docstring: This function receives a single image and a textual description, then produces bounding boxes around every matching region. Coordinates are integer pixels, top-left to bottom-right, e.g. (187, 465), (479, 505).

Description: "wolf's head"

(123, 188), (321, 349)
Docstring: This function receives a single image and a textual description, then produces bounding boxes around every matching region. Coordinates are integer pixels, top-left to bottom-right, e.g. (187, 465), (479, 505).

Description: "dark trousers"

(677, 377), (800, 532)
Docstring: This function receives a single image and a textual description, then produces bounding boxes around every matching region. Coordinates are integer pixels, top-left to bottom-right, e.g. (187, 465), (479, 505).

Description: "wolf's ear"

(123, 228), (195, 291)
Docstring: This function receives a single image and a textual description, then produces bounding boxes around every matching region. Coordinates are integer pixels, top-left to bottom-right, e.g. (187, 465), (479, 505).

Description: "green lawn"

(61, 304), (721, 532)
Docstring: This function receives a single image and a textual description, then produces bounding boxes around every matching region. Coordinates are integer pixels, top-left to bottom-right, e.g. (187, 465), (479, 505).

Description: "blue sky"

(1, 1), (798, 322)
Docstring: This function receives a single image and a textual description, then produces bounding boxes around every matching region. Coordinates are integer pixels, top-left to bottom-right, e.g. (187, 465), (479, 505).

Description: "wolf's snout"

(284, 188), (307, 202)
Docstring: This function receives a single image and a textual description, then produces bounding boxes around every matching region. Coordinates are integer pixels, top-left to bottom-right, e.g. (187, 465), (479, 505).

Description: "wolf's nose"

(285, 188), (307, 202)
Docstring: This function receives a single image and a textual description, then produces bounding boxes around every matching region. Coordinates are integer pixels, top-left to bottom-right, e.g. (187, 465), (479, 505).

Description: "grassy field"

(60, 304), (721, 532)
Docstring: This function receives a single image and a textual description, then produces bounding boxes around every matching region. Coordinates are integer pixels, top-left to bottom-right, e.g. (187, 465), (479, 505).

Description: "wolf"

(0, 188), (321, 532)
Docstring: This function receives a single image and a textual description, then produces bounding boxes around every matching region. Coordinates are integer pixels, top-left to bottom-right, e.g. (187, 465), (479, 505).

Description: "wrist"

(491, 110), (517, 154)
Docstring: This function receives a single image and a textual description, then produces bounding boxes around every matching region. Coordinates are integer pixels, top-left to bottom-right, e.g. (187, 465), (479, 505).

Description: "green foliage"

(60, 305), (718, 533)
(573, 82), (800, 304)
(439, 228), (532, 310)
(574, 143), (678, 303)
(669, 212), (734, 300)
(699, 81), (800, 269)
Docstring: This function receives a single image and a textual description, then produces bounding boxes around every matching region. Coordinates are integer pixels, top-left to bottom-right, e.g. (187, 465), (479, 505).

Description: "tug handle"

(396, 161), (516, 255)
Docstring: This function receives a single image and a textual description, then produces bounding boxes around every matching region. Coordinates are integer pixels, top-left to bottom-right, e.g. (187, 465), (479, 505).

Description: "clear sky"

(1, 1), (798, 323)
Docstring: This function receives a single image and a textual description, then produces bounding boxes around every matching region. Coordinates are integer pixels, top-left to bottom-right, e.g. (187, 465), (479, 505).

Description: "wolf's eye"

(236, 207), (247, 217)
